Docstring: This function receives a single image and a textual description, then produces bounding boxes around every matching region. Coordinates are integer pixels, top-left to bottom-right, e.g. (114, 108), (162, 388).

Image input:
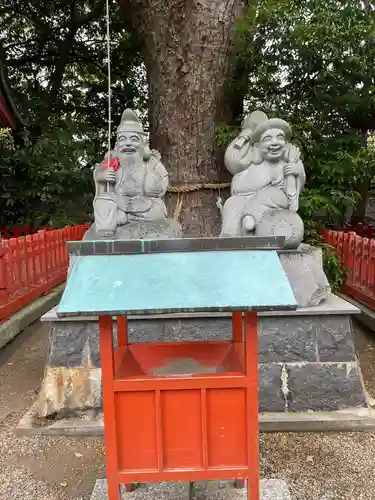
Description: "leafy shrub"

(321, 243), (347, 293)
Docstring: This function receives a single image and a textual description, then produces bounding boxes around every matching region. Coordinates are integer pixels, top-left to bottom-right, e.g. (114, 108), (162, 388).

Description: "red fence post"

(353, 235), (363, 290)
(38, 230), (48, 285)
(346, 232), (356, 286)
(0, 243), (9, 307)
(370, 240), (375, 297)
(360, 238), (370, 291)
(337, 231), (344, 262)
(342, 232), (349, 271)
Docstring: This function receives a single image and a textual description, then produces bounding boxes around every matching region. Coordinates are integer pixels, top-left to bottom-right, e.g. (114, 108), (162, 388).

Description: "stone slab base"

(0, 283), (64, 350)
(16, 403), (375, 437)
(90, 479), (291, 500)
(83, 220), (182, 241)
(338, 293), (375, 335)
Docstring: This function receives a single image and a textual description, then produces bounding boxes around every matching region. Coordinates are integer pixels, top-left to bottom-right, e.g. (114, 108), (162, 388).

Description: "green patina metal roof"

(57, 237), (297, 317)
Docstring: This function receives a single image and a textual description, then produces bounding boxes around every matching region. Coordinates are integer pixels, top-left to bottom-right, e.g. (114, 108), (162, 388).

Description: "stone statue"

(84, 108), (181, 240)
(219, 110), (305, 248)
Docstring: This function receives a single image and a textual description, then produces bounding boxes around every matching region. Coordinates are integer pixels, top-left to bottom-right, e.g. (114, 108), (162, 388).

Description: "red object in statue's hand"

(100, 156), (120, 171)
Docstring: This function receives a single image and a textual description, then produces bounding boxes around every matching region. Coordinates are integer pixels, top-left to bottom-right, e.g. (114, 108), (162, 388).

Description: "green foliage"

(321, 243), (347, 293)
(0, 119), (95, 227)
(215, 123), (241, 148)
(235, 0), (375, 228)
(0, 0), (145, 228)
(299, 190), (348, 291)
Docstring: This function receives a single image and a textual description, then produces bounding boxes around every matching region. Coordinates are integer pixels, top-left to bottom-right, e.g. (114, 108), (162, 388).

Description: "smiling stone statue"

(84, 108), (181, 240)
(220, 110), (305, 248)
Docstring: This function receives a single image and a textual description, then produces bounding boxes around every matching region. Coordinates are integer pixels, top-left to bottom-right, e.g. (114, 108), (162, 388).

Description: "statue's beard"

(119, 150), (143, 168)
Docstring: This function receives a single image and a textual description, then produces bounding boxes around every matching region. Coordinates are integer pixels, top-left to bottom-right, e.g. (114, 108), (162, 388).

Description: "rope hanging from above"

(105, 0), (112, 170)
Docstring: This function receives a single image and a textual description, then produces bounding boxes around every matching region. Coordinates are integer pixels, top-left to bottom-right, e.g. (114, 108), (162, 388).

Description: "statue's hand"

(102, 167), (117, 184)
(284, 163), (301, 177)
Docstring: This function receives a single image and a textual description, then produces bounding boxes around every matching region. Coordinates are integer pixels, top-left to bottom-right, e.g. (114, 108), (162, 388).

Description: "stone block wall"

(37, 300), (366, 417)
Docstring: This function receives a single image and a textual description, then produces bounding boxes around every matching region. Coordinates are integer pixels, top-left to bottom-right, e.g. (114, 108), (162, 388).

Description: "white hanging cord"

(106, 0), (112, 163)
(216, 188), (223, 214)
(105, 0), (112, 192)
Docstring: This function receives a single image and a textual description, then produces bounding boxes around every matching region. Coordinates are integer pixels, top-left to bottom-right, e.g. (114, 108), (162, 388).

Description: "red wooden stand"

(99, 312), (259, 500)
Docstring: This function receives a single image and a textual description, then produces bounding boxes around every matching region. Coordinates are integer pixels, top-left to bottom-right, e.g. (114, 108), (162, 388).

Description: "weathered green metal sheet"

(57, 249), (296, 316)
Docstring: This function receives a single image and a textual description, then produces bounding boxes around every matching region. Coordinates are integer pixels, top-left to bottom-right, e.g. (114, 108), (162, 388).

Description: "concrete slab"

(90, 479), (291, 500)
(41, 294), (359, 323)
(0, 284), (64, 349)
(339, 293), (375, 332)
(16, 402), (375, 437)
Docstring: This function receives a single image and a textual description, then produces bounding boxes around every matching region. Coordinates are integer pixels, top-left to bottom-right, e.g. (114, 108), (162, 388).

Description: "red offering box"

(100, 314), (259, 490)
(112, 341), (248, 478)
(115, 341), (245, 379)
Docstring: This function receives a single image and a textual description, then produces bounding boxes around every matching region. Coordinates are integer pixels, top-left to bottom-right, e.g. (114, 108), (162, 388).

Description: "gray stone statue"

(84, 108), (181, 240)
(219, 110), (331, 306)
(220, 110), (305, 248)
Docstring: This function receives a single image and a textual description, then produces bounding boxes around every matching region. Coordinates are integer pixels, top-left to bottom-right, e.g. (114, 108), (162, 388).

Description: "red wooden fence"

(0, 223), (89, 323)
(324, 229), (375, 309)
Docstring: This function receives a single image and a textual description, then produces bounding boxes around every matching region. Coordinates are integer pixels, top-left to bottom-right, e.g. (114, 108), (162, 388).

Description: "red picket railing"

(0, 223), (89, 323)
(323, 229), (375, 309)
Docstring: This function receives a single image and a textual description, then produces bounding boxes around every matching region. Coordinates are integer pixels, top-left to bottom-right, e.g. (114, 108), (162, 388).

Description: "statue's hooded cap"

(251, 117), (292, 143)
(117, 108), (145, 135)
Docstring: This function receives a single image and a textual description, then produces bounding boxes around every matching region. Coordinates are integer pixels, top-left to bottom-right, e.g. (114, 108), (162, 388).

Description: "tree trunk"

(350, 177), (371, 226)
(122, 0), (245, 236)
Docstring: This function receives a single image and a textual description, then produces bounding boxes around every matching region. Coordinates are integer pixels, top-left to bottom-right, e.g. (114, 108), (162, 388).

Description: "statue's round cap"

(251, 118), (292, 143)
(117, 108), (145, 134)
(242, 110), (268, 132)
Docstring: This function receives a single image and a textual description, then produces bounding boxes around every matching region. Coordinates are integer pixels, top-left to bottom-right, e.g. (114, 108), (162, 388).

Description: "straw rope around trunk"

(168, 182), (231, 220)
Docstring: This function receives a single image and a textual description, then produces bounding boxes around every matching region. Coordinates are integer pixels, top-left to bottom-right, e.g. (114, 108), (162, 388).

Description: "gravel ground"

(260, 322), (375, 500)
(0, 322), (105, 500)
(1, 319), (375, 500)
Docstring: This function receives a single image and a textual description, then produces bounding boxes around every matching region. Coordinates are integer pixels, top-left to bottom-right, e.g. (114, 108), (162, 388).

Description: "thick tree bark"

(350, 177), (371, 226)
(122, 0), (244, 236)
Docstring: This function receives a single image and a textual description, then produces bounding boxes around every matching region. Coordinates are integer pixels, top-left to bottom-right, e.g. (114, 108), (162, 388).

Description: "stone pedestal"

(83, 219), (182, 241)
(36, 295), (366, 418)
(279, 244), (330, 307)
